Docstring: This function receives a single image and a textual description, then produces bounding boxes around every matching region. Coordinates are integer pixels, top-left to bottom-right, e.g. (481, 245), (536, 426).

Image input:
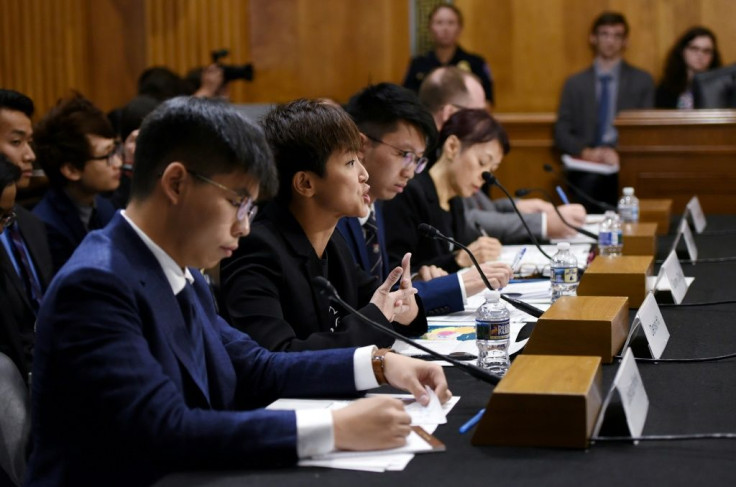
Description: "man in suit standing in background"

(0, 90), (53, 387)
(554, 11), (655, 210)
(25, 97), (450, 487)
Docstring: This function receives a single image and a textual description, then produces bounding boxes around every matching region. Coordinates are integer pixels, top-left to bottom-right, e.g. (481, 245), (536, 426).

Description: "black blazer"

(383, 172), (480, 274)
(219, 201), (427, 352)
(0, 207), (53, 383)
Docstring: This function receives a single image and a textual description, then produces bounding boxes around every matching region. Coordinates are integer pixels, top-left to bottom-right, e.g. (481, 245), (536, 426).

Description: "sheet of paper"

(562, 154), (619, 174)
(499, 244), (591, 273)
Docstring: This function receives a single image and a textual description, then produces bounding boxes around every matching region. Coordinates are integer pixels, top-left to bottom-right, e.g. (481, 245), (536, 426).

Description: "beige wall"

(1, 0), (734, 117)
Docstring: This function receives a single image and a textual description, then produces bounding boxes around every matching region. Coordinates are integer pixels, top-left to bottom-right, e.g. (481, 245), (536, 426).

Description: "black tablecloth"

(157, 215), (736, 487)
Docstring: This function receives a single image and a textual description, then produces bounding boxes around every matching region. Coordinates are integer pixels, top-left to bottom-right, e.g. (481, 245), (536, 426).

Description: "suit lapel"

(108, 215), (213, 405)
(374, 201), (390, 279)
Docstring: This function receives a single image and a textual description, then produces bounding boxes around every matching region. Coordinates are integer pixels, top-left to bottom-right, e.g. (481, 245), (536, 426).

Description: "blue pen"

(510, 247), (527, 273)
(459, 408), (486, 434)
(556, 185), (571, 205)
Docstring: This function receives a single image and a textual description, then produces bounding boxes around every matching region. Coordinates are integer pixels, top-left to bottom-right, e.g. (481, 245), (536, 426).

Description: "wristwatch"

(371, 348), (394, 385)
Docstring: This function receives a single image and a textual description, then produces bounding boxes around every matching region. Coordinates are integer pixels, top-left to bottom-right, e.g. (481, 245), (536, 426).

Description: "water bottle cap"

(556, 241), (571, 250)
(623, 187), (634, 196)
(484, 290), (500, 302)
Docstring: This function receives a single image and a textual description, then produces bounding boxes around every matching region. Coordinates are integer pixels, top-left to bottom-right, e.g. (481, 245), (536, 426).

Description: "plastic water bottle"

(618, 187), (640, 223)
(475, 290), (510, 376)
(598, 210), (623, 256)
(550, 242), (579, 302)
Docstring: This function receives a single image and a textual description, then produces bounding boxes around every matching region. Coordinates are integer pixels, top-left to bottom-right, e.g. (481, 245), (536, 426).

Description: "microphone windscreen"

(482, 171), (496, 186)
(312, 276), (337, 298)
(515, 188), (530, 197)
(418, 223), (440, 238)
(543, 164), (555, 173)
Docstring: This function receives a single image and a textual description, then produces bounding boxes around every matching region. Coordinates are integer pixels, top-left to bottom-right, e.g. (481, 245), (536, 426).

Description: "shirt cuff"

(540, 212), (548, 239)
(296, 409), (334, 458)
(354, 345), (379, 390)
(456, 271), (468, 304)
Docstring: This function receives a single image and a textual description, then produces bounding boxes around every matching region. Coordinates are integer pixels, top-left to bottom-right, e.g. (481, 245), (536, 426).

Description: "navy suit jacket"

(336, 203), (464, 316)
(0, 207), (53, 384)
(32, 187), (116, 273)
(26, 213), (358, 487)
(219, 201), (427, 352)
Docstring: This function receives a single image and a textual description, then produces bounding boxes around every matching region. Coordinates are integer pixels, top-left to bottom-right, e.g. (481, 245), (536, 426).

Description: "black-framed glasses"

(89, 141), (124, 167)
(365, 134), (428, 174)
(1, 209), (17, 229)
(186, 168), (257, 223)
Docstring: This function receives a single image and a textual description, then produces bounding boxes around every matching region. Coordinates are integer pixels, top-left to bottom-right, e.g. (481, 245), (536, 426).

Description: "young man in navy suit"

(25, 97), (450, 487)
(339, 83), (512, 315)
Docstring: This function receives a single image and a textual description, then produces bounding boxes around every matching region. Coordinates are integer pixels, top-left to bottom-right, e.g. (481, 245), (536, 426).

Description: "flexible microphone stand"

(417, 223), (544, 318)
(312, 276), (501, 385)
(482, 172), (553, 260)
(543, 164), (617, 212)
(515, 187), (598, 240)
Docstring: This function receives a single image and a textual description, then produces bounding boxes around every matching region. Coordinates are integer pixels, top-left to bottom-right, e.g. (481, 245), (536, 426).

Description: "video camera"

(211, 48), (254, 82)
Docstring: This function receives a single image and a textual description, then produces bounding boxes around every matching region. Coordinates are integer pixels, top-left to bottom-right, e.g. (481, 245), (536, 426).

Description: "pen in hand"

(510, 247), (527, 273)
(459, 408), (486, 434)
(474, 222), (489, 238)
(556, 185), (571, 205)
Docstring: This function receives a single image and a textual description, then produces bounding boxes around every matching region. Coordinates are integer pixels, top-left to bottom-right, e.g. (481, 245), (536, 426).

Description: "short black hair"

(0, 89), (34, 118)
(345, 82), (437, 153)
(437, 109), (510, 163)
(591, 11), (629, 36)
(0, 152), (21, 189)
(131, 96), (277, 201)
(33, 93), (117, 188)
(120, 95), (161, 141)
(137, 67), (190, 101)
(261, 99), (361, 203)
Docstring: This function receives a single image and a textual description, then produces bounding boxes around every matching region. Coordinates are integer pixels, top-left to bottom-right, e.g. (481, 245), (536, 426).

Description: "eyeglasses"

(186, 168), (257, 223)
(365, 134), (428, 174)
(516, 262), (551, 279)
(89, 141), (124, 167)
(1, 209), (17, 229)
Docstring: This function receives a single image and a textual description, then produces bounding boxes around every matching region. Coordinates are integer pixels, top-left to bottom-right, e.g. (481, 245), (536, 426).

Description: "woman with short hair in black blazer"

(219, 99), (426, 352)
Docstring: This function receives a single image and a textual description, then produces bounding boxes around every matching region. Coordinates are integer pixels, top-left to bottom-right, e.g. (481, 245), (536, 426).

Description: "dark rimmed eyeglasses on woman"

(89, 141), (124, 167)
(1, 209), (17, 229)
(365, 134), (428, 174)
(186, 168), (258, 223)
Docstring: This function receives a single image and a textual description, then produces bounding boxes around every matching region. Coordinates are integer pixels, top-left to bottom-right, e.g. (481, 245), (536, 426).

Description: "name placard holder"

(669, 218), (698, 264)
(592, 348), (649, 443)
(654, 251), (691, 305)
(630, 293), (670, 359)
(686, 196), (707, 234)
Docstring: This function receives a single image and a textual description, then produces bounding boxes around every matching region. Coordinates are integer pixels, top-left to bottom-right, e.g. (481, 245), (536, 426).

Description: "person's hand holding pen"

(510, 247), (527, 275)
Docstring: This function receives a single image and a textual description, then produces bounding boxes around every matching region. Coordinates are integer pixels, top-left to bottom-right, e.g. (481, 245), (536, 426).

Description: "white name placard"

(679, 218), (698, 264)
(660, 251), (690, 305)
(613, 348), (649, 439)
(686, 196), (707, 234)
(635, 293), (670, 359)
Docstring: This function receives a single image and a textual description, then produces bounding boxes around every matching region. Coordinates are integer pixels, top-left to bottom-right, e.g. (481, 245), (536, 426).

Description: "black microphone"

(543, 164), (616, 212)
(311, 276), (501, 385)
(417, 223), (544, 318)
(515, 187), (598, 240)
(482, 172), (553, 260)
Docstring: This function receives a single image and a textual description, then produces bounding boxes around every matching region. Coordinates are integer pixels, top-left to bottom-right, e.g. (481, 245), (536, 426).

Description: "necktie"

(596, 74), (612, 146)
(176, 283), (209, 399)
(6, 224), (43, 311)
(363, 210), (384, 280)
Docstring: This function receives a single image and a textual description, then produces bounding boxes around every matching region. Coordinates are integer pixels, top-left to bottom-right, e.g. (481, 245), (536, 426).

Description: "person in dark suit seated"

(0, 90), (53, 388)
(25, 97), (450, 487)
(337, 83), (511, 316)
(554, 11), (654, 210)
(403, 3), (494, 106)
(655, 26), (722, 109)
(219, 99), (427, 351)
(32, 94), (121, 272)
(383, 108), (509, 274)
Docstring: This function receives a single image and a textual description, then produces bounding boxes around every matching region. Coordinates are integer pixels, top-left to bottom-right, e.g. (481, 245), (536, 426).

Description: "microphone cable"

(591, 433), (736, 443)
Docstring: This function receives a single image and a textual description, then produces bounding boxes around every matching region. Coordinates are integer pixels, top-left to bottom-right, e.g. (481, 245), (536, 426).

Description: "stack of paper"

(268, 391), (460, 472)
